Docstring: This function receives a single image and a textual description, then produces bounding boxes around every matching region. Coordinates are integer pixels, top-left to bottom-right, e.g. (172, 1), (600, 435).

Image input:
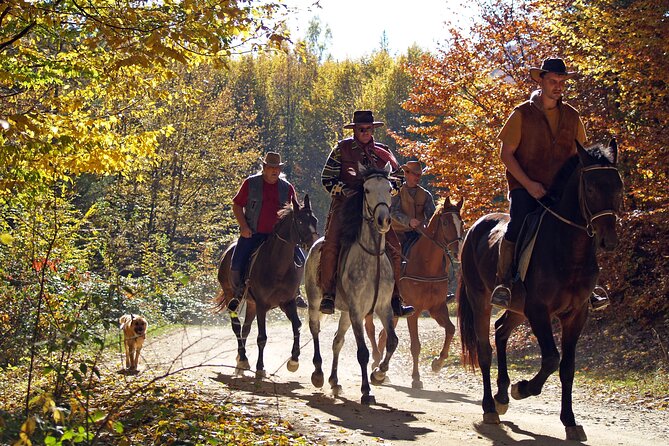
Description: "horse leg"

(351, 314), (376, 405)
(281, 299), (302, 373)
(329, 312), (351, 397)
(308, 306), (324, 388)
(371, 307), (398, 388)
(364, 314), (382, 369)
(231, 312), (251, 375)
(493, 311), (525, 415)
(430, 298), (456, 374)
(512, 306), (560, 400)
(255, 304), (268, 379)
(406, 313), (422, 389)
(560, 309), (589, 441)
(473, 304), (497, 424)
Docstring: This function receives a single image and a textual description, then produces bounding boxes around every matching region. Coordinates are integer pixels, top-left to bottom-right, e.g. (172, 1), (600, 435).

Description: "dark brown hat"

(529, 58), (578, 83)
(344, 110), (384, 129)
(260, 152), (284, 167)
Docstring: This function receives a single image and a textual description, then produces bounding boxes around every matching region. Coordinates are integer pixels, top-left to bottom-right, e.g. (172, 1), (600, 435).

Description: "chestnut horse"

(215, 195), (318, 378)
(458, 140), (623, 441)
(365, 196), (464, 390)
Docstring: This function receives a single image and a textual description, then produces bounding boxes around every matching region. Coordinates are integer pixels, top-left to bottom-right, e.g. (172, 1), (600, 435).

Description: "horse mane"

(545, 144), (611, 203)
(275, 201), (294, 231)
(340, 166), (390, 248)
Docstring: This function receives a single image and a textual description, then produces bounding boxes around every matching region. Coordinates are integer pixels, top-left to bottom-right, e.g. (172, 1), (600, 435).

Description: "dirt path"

(131, 311), (668, 445)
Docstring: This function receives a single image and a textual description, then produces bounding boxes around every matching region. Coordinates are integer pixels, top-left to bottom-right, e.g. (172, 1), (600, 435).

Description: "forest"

(0, 0), (667, 444)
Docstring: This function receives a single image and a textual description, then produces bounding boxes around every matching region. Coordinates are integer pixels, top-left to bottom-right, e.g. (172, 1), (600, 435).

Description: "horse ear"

(292, 195), (299, 211)
(609, 138), (618, 165)
(303, 194), (310, 210)
(457, 197), (464, 210)
(383, 162), (392, 174)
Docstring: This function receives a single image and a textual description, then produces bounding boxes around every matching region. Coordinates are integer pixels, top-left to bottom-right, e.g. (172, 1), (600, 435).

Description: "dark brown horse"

(215, 195), (318, 378)
(458, 140), (623, 441)
(365, 196), (464, 390)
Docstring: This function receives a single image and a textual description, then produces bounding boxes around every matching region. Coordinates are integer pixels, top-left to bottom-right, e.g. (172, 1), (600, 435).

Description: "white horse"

(305, 163), (398, 405)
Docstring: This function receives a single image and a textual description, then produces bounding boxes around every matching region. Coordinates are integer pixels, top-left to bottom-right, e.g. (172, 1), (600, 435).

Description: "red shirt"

(233, 178), (296, 234)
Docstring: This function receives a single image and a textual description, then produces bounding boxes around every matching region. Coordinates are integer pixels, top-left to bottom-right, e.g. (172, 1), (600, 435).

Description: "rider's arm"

(232, 179), (252, 238)
(498, 111), (546, 199)
(321, 146), (347, 196)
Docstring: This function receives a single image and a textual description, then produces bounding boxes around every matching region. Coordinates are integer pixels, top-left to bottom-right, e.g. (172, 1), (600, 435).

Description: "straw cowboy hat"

(344, 110), (384, 129)
(260, 152), (284, 167)
(401, 160), (428, 176)
(529, 58), (578, 83)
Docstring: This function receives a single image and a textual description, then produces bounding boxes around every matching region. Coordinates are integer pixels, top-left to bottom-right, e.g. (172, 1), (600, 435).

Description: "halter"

(275, 208), (317, 246)
(358, 173), (391, 256)
(538, 164), (621, 237)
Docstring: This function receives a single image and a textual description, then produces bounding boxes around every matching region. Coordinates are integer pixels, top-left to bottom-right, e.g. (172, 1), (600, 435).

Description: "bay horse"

(215, 194), (318, 378)
(458, 140), (623, 441)
(364, 196), (464, 390)
(304, 164), (398, 405)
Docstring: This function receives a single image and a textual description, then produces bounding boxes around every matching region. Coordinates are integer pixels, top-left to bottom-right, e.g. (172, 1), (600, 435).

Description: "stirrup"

(319, 294), (335, 315)
(392, 295), (415, 318)
(590, 286), (610, 311)
(490, 284), (511, 309)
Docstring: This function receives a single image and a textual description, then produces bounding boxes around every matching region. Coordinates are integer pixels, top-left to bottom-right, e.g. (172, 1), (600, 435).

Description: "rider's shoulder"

(374, 142), (390, 150)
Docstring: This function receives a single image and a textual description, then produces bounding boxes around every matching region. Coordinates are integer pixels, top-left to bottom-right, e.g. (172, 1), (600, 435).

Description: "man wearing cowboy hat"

(491, 57), (608, 310)
(227, 152), (298, 311)
(319, 110), (415, 317)
(391, 160), (436, 248)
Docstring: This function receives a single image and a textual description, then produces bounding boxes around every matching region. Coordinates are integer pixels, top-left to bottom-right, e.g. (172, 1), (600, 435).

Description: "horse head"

(360, 162), (393, 234)
(432, 196), (465, 261)
(576, 139), (624, 251)
(292, 194), (319, 247)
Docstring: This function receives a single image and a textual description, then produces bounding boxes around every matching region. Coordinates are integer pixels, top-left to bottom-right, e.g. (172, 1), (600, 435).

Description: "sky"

(285, 0), (475, 60)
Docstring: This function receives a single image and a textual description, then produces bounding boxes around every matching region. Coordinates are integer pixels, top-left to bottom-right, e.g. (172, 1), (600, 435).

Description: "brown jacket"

(506, 95), (581, 191)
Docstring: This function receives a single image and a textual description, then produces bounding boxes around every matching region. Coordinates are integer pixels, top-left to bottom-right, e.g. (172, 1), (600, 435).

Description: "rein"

(537, 164), (620, 237)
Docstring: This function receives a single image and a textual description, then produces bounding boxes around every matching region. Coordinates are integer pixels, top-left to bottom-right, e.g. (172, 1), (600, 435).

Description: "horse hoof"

(483, 412), (500, 424)
(370, 369), (386, 385)
(311, 371), (324, 388)
(286, 359), (299, 373)
(511, 381), (528, 400)
(412, 379), (423, 390)
(331, 384), (342, 397)
(361, 394), (376, 405)
(494, 400), (509, 415)
(431, 358), (445, 373)
(255, 369), (267, 379)
(235, 360), (250, 376)
(565, 425), (587, 442)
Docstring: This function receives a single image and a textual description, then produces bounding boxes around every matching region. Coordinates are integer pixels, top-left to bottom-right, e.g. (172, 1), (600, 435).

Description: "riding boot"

(320, 291), (336, 314)
(228, 269), (243, 312)
(589, 285), (610, 311)
(391, 287), (415, 318)
(490, 239), (515, 309)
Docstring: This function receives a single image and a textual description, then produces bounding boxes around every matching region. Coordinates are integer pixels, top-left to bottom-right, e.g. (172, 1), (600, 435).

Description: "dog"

(119, 314), (147, 371)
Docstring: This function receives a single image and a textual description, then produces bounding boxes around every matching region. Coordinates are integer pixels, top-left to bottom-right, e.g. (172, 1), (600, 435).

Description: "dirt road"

(133, 310), (668, 445)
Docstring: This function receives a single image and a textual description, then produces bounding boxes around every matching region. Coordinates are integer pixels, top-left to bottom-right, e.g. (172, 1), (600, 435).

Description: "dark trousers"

(505, 189), (539, 243)
(231, 233), (269, 273)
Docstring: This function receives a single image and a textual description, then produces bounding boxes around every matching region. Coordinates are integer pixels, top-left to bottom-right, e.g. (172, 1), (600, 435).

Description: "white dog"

(119, 314), (147, 371)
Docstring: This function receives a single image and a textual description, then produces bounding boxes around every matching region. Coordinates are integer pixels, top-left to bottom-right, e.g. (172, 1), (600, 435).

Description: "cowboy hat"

(260, 152), (284, 167)
(401, 160), (428, 176)
(529, 58), (578, 83)
(343, 110), (384, 129)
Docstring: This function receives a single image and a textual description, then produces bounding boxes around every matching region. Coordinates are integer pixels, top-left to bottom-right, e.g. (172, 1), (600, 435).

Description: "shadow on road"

(475, 420), (582, 446)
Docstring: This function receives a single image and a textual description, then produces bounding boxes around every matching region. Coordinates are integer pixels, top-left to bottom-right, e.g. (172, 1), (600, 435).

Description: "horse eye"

(364, 188), (369, 194)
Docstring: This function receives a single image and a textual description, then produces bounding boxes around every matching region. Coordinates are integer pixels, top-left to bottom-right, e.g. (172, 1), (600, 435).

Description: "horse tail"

(213, 289), (228, 313)
(457, 275), (478, 370)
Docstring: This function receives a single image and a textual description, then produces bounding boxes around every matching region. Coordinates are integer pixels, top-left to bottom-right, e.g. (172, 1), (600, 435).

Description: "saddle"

(513, 207), (548, 282)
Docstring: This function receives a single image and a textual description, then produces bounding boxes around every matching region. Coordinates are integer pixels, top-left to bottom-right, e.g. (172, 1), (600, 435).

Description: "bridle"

(358, 174), (391, 256)
(417, 210), (462, 265)
(275, 208), (318, 246)
(538, 164), (621, 237)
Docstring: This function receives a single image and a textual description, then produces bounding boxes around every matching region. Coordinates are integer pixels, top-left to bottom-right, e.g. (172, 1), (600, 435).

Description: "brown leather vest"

(338, 138), (397, 188)
(506, 100), (580, 191)
(392, 185), (428, 233)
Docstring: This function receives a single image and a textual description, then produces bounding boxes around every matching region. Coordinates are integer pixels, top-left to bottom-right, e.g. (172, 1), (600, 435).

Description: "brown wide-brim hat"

(344, 110), (384, 129)
(260, 151), (284, 167)
(529, 57), (578, 83)
(401, 160), (428, 176)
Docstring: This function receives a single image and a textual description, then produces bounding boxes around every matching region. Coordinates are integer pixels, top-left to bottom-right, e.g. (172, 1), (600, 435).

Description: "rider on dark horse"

(491, 58), (609, 310)
(319, 110), (414, 318)
(227, 152), (305, 312)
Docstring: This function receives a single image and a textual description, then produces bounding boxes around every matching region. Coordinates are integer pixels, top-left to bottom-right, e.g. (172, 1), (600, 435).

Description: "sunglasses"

(355, 125), (374, 134)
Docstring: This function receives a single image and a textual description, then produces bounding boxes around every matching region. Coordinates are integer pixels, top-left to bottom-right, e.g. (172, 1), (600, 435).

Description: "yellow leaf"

(0, 233), (13, 246)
